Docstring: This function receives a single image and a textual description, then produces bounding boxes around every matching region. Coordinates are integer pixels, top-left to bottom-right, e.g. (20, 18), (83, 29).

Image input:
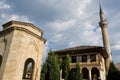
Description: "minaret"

(99, 4), (112, 74)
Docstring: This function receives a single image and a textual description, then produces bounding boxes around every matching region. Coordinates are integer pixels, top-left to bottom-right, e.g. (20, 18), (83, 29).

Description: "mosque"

(0, 3), (111, 80)
(54, 5), (112, 80)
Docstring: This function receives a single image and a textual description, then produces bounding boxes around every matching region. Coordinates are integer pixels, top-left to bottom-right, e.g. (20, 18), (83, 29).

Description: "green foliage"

(49, 53), (60, 80)
(68, 63), (83, 80)
(40, 50), (60, 80)
(61, 54), (70, 80)
(107, 62), (120, 80)
(108, 62), (117, 72)
(40, 63), (47, 80)
(75, 63), (83, 80)
(68, 68), (76, 80)
(41, 52), (84, 80)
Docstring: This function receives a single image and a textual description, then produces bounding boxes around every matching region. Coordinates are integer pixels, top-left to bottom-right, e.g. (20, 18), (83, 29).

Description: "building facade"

(55, 46), (107, 80)
(0, 21), (46, 80)
(54, 5), (111, 80)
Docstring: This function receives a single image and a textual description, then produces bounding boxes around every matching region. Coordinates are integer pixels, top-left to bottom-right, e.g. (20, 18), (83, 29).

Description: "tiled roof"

(54, 46), (104, 52)
(54, 46), (108, 58)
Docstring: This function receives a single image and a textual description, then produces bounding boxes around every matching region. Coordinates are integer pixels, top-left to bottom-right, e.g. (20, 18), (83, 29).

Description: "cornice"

(0, 26), (46, 43)
(2, 21), (43, 34)
(54, 47), (108, 58)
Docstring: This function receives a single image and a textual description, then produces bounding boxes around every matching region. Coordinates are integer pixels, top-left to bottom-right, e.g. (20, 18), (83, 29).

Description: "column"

(88, 55), (90, 63)
(60, 69), (62, 80)
(76, 56), (79, 63)
(89, 69), (91, 80)
(99, 70), (104, 80)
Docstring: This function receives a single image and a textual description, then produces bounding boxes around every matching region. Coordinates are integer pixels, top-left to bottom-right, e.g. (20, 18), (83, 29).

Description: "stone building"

(0, 21), (46, 80)
(55, 46), (107, 80)
(54, 5), (112, 80)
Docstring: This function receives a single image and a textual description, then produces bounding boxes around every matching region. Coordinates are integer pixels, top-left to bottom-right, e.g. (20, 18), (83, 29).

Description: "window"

(90, 54), (96, 62)
(62, 57), (66, 61)
(71, 56), (76, 63)
(82, 55), (87, 62)
(0, 55), (2, 67)
(23, 58), (35, 80)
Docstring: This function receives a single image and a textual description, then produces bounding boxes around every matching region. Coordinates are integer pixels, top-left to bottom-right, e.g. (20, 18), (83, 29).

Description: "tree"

(61, 54), (70, 80)
(75, 63), (83, 80)
(49, 52), (60, 80)
(107, 62), (120, 80)
(40, 51), (60, 80)
(68, 63), (82, 80)
(40, 62), (47, 80)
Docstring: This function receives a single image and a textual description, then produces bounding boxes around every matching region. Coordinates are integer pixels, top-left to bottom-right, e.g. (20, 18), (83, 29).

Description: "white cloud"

(45, 17), (102, 50)
(0, 0), (120, 63)
(46, 19), (76, 32)
(0, 13), (31, 23)
(113, 55), (120, 63)
(10, 15), (30, 22)
(0, 1), (10, 9)
(74, 0), (91, 18)
(111, 40), (120, 50)
(52, 34), (64, 42)
(43, 0), (100, 49)
(42, 42), (48, 63)
(0, 14), (31, 31)
(112, 45), (120, 50)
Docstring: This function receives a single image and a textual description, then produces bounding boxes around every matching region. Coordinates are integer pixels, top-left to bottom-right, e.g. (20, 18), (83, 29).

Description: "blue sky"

(0, 0), (120, 63)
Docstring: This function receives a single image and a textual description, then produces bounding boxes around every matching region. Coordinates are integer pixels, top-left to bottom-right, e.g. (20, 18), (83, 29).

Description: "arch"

(0, 55), (2, 67)
(82, 67), (89, 80)
(68, 68), (76, 80)
(91, 67), (100, 80)
(22, 58), (35, 80)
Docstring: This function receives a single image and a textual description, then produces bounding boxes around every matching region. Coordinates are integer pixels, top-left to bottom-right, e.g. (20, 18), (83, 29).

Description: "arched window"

(22, 58), (35, 80)
(82, 67), (89, 80)
(91, 67), (100, 80)
(0, 55), (2, 67)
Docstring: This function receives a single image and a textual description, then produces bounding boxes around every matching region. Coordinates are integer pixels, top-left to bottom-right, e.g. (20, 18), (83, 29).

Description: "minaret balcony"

(99, 20), (108, 28)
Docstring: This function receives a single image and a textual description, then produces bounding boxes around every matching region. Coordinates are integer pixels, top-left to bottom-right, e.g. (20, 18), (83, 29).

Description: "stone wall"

(0, 21), (46, 80)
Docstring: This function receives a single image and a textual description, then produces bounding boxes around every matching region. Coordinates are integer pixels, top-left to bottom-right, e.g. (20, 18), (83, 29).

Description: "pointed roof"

(99, 1), (107, 22)
(99, 3), (104, 14)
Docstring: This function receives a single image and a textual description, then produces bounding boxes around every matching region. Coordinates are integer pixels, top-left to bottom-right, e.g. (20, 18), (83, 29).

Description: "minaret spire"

(99, 2), (104, 14)
(99, 2), (106, 21)
(99, 1), (112, 75)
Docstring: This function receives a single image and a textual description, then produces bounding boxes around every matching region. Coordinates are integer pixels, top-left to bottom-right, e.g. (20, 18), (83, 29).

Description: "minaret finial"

(99, 1), (106, 21)
(99, 1), (104, 14)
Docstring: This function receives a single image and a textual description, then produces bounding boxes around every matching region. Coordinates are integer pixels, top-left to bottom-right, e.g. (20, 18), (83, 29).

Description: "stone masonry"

(0, 21), (46, 80)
